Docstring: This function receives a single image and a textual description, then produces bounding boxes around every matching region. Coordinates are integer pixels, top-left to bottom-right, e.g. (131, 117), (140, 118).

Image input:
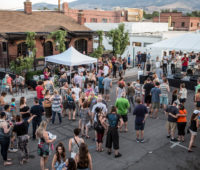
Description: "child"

(10, 98), (16, 117)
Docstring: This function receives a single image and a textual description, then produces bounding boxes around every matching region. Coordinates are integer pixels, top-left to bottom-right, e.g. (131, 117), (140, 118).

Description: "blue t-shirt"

(98, 77), (104, 89)
(133, 104), (148, 124)
(151, 87), (161, 103)
(106, 113), (120, 128)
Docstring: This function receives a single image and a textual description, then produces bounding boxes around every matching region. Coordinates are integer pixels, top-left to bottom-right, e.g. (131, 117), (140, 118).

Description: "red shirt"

(44, 71), (49, 79)
(36, 85), (44, 99)
(7, 77), (12, 85)
(181, 57), (188, 66)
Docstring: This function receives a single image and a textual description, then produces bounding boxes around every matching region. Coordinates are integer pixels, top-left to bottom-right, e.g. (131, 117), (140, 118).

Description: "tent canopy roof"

(147, 31), (200, 52)
(45, 46), (97, 66)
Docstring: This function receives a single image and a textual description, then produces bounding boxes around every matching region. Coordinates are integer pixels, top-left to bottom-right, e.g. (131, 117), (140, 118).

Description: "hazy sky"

(0, 0), (76, 10)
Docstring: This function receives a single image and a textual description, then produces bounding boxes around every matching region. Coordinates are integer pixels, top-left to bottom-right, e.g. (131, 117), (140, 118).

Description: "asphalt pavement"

(1, 75), (200, 170)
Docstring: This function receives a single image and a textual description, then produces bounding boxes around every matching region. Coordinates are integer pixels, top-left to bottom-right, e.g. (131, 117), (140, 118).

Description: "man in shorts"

(115, 92), (130, 132)
(133, 98), (148, 143)
(165, 102), (179, 142)
(102, 74), (112, 102)
(150, 82), (161, 118)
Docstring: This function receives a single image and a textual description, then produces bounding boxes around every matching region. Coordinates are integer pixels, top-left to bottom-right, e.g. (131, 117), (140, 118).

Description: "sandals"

(4, 161), (12, 166)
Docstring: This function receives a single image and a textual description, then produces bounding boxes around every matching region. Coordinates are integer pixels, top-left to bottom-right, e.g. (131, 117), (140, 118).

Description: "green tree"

(107, 24), (129, 57)
(50, 30), (67, 53)
(43, 7), (49, 10)
(91, 30), (104, 58)
(26, 32), (36, 57)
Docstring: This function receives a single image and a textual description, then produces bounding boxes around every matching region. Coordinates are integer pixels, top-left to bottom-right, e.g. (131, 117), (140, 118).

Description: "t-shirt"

(177, 109), (187, 123)
(166, 105), (179, 122)
(195, 84), (200, 93)
(151, 87), (161, 103)
(51, 95), (62, 112)
(115, 97), (130, 115)
(20, 106), (30, 119)
(179, 88), (187, 99)
(106, 113), (121, 128)
(160, 83), (169, 97)
(72, 87), (81, 101)
(13, 121), (29, 136)
(133, 104), (148, 124)
(103, 65), (109, 76)
(36, 85), (44, 99)
(103, 77), (112, 90)
(135, 83), (141, 94)
(74, 75), (82, 88)
(163, 56), (168, 64)
(30, 105), (44, 121)
(181, 57), (188, 66)
(98, 77), (104, 89)
(143, 83), (154, 96)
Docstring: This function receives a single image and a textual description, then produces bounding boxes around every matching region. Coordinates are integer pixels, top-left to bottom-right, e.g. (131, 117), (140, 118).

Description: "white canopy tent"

(45, 46), (97, 83)
(45, 46), (97, 66)
(147, 31), (200, 52)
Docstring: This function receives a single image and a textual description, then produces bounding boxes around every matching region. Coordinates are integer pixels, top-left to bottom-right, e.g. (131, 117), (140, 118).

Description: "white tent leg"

(70, 66), (72, 86)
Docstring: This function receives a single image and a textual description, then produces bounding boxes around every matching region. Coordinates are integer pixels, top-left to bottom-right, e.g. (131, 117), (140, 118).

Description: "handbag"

(43, 98), (51, 108)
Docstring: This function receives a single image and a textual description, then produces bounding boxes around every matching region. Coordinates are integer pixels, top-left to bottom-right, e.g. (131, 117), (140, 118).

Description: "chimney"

(24, 0), (32, 15)
(78, 10), (84, 25)
(63, 2), (69, 14)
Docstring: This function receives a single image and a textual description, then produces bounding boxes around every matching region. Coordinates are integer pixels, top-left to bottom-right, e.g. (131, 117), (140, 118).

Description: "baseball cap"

(193, 110), (200, 114)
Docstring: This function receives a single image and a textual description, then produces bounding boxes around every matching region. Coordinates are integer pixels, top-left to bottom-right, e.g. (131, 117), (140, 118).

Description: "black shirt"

(106, 113), (121, 128)
(143, 83), (154, 96)
(20, 106), (30, 119)
(166, 105), (179, 122)
(133, 104), (148, 124)
(13, 121), (29, 136)
(30, 105), (44, 121)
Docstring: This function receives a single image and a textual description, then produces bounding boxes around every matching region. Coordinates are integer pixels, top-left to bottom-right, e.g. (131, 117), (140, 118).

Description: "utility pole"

(58, 0), (60, 11)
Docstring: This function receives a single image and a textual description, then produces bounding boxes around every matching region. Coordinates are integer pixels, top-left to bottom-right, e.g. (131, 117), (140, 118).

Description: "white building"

(85, 22), (188, 65)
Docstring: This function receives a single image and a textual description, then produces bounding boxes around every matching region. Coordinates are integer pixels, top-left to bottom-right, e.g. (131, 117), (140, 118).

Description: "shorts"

(152, 102), (160, 109)
(144, 95), (151, 104)
(166, 121), (176, 133)
(135, 122), (145, 131)
(179, 98), (186, 103)
(121, 115), (128, 122)
(104, 89), (110, 95)
(63, 100), (68, 109)
(189, 129), (197, 136)
(106, 127), (119, 150)
(196, 101), (200, 108)
(67, 101), (75, 110)
(99, 88), (104, 95)
(160, 96), (168, 105)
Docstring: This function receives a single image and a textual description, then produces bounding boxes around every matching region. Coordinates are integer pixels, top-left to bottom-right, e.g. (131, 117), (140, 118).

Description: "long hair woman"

(75, 143), (92, 170)
(52, 142), (66, 170)
(188, 110), (199, 152)
(36, 120), (56, 170)
(19, 97), (30, 128)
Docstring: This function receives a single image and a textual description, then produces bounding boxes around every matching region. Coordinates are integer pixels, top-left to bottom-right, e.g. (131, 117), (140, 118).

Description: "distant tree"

(172, 9), (178, 13)
(54, 8), (58, 11)
(143, 11), (159, 19)
(91, 30), (104, 58)
(161, 9), (170, 13)
(43, 7), (49, 10)
(107, 24), (129, 57)
(50, 30), (67, 53)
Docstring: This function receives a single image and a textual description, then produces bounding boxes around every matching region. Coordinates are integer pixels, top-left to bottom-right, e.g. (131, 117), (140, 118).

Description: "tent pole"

(96, 62), (97, 74)
(70, 66), (71, 86)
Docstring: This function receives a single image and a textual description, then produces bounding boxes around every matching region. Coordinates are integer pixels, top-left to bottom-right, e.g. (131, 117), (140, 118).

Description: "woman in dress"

(188, 110), (199, 152)
(75, 143), (93, 170)
(13, 114), (36, 164)
(0, 112), (13, 166)
(36, 120), (56, 170)
(19, 97), (30, 128)
(68, 128), (84, 159)
(52, 143), (66, 170)
(43, 90), (52, 122)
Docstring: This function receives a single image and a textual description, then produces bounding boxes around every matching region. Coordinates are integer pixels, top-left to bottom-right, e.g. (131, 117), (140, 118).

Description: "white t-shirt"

(163, 56), (168, 64)
(179, 88), (187, 99)
(156, 61), (161, 68)
(72, 87), (81, 101)
(104, 65), (109, 76)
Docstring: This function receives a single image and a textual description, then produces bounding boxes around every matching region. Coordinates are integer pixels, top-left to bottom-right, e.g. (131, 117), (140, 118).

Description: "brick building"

(63, 2), (143, 24)
(153, 12), (200, 31)
(0, 0), (94, 68)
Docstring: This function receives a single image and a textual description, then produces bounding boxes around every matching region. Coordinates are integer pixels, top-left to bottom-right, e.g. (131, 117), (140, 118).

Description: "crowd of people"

(0, 52), (200, 170)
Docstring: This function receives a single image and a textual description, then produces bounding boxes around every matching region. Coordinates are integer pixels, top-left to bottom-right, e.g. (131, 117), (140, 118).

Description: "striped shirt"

(52, 95), (62, 112)
(160, 83), (169, 97)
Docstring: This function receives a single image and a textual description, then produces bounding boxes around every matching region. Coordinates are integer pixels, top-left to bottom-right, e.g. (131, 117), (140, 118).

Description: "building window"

(144, 43), (152, 47)
(133, 42), (142, 47)
(181, 22), (185, 27)
(84, 18), (86, 22)
(17, 42), (28, 57)
(172, 22), (175, 27)
(44, 41), (53, 56)
(197, 23), (200, 27)
(90, 18), (97, 23)
(102, 18), (108, 23)
(191, 22), (193, 27)
(2, 42), (7, 52)
(75, 39), (88, 54)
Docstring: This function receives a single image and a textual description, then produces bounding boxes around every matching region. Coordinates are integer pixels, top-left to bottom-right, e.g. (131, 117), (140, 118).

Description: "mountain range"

(32, 0), (200, 12)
